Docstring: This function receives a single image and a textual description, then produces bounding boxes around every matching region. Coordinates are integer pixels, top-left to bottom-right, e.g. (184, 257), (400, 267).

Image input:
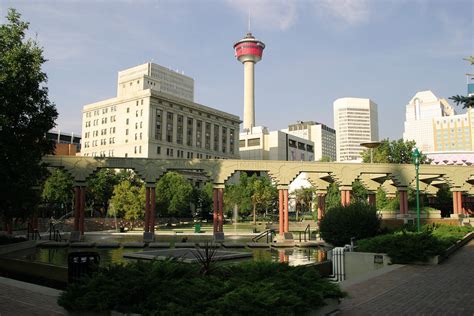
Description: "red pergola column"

(340, 186), (351, 206)
(284, 189), (289, 233)
(278, 189), (284, 235)
(213, 188), (218, 233)
(368, 192), (376, 207)
(144, 187), (150, 233)
(317, 193), (326, 223)
(398, 189), (408, 215)
(150, 187), (156, 233)
(218, 188), (224, 232)
(74, 186), (80, 231)
(452, 191), (459, 215)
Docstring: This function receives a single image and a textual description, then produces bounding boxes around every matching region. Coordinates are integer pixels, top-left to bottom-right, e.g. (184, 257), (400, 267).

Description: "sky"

(0, 0), (473, 140)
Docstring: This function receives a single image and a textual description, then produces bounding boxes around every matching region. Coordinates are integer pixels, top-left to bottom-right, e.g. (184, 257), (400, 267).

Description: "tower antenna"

(248, 9), (251, 32)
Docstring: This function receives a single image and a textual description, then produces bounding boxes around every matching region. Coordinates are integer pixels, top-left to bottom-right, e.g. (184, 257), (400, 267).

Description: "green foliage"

(250, 176), (277, 224)
(320, 202), (380, 246)
(357, 231), (448, 264)
(450, 95), (474, 109)
(318, 156), (332, 162)
(155, 172), (193, 217)
(192, 182), (213, 219)
(0, 9), (58, 221)
(325, 183), (341, 211)
(351, 180), (368, 204)
(357, 224), (473, 263)
(58, 260), (345, 315)
(361, 139), (430, 164)
(109, 180), (145, 224)
(41, 169), (74, 215)
(86, 169), (122, 216)
(291, 187), (315, 221)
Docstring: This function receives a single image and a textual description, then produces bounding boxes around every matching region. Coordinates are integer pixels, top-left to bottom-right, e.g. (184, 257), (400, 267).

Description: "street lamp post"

(412, 147), (421, 232)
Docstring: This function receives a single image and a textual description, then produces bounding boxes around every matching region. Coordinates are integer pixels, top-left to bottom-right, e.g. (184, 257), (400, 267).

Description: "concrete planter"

(0, 240), (38, 255)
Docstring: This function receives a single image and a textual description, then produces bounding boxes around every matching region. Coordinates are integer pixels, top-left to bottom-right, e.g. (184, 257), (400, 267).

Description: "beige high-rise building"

(403, 90), (456, 152)
(333, 98), (379, 162)
(81, 63), (240, 159)
(282, 121), (336, 161)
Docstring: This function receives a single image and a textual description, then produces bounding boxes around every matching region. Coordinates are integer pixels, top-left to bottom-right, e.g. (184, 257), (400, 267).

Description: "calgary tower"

(234, 32), (265, 132)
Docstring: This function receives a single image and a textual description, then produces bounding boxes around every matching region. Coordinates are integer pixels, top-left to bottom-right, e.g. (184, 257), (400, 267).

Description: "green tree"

(351, 180), (368, 204)
(318, 156), (332, 162)
(41, 169), (73, 217)
(325, 183), (341, 211)
(250, 177), (277, 224)
(291, 187), (315, 221)
(109, 180), (145, 228)
(224, 173), (253, 219)
(361, 139), (430, 164)
(155, 172), (193, 217)
(0, 9), (58, 224)
(192, 182), (213, 220)
(86, 169), (120, 216)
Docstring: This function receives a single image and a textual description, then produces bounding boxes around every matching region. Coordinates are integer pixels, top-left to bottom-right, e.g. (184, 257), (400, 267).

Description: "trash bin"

(68, 251), (100, 283)
(194, 223), (201, 233)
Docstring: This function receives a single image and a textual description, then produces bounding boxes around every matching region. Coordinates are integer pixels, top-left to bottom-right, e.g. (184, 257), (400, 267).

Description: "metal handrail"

(252, 229), (275, 243)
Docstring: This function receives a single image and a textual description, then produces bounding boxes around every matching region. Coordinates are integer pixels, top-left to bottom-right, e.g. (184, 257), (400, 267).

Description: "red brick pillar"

(213, 188), (218, 233)
(398, 189), (408, 215)
(150, 187), (156, 233)
(452, 191), (459, 215)
(279, 189), (284, 235)
(368, 192), (376, 207)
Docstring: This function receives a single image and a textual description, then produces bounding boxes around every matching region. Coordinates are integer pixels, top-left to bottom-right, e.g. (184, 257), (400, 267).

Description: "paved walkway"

(339, 240), (474, 315)
(0, 277), (67, 315)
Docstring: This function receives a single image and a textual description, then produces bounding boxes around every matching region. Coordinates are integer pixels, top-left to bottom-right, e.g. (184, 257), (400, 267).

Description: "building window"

(248, 138), (260, 147)
(221, 127), (227, 153)
(239, 140), (246, 148)
(166, 112), (174, 142)
(214, 125), (219, 151)
(187, 117), (193, 146)
(126, 118), (129, 125)
(288, 139), (297, 148)
(155, 109), (162, 140)
(298, 142), (306, 150)
(127, 107), (130, 113)
(177, 115), (184, 145)
(229, 129), (235, 154)
(157, 146), (161, 155)
(196, 120), (202, 148)
(205, 122), (211, 150)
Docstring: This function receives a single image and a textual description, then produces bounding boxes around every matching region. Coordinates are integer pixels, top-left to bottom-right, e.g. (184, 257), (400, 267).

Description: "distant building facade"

(403, 90), (456, 152)
(81, 63), (240, 159)
(47, 130), (81, 155)
(333, 98), (379, 162)
(282, 121), (336, 161)
(239, 126), (314, 161)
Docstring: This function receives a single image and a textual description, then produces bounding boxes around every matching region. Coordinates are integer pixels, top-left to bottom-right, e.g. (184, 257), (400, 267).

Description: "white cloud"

(317, 0), (370, 25)
(226, 0), (298, 31)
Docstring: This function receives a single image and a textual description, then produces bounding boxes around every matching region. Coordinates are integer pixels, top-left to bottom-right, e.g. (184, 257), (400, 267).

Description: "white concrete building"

(333, 98), (379, 162)
(239, 126), (314, 161)
(282, 121), (336, 161)
(403, 90), (455, 153)
(81, 63), (240, 159)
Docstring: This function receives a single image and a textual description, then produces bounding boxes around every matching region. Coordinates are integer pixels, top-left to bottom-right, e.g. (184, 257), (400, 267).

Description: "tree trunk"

(253, 204), (256, 225)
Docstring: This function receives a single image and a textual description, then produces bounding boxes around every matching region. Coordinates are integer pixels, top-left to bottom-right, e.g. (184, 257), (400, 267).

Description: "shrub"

(356, 231), (449, 264)
(319, 202), (380, 246)
(58, 260), (345, 315)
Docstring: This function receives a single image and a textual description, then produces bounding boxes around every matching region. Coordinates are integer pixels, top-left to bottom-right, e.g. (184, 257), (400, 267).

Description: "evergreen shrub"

(319, 202), (380, 246)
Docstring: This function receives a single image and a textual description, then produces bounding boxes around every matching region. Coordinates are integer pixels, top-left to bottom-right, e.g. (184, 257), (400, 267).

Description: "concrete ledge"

(272, 242), (295, 248)
(295, 241), (324, 248)
(70, 242), (96, 248)
(40, 241), (69, 247)
(440, 232), (474, 263)
(122, 242), (146, 248)
(222, 243), (246, 248)
(0, 240), (38, 255)
(0, 276), (62, 297)
(0, 257), (68, 287)
(96, 242), (121, 248)
(174, 242), (198, 248)
(246, 242), (270, 248)
(148, 242), (171, 248)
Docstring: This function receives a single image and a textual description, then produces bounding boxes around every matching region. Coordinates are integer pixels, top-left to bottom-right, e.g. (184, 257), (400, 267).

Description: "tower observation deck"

(234, 32), (265, 132)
